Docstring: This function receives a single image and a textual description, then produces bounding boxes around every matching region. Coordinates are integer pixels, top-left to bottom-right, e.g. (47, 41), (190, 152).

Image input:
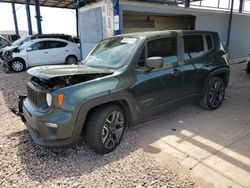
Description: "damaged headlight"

(46, 93), (52, 107)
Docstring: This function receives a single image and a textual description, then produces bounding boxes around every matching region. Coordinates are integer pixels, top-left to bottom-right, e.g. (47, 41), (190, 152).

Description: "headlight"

(46, 93), (52, 107)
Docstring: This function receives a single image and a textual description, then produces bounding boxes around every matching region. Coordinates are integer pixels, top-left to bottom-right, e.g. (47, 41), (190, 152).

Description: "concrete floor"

(136, 62), (250, 188)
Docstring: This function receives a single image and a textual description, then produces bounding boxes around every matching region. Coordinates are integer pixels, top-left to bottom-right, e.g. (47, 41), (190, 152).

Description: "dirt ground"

(0, 69), (194, 187)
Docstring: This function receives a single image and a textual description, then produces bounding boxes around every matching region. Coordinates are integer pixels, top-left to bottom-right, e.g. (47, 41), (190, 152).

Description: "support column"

(185, 0), (190, 7)
(239, 0), (243, 13)
(113, 0), (121, 35)
(11, 3), (19, 35)
(35, 0), (42, 34)
(226, 0), (234, 48)
(25, 0), (33, 35)
(76, 0), (79, 38)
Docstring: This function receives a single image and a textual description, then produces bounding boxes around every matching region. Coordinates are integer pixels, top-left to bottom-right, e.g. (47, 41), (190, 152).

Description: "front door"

(27, 41), (51, 66)
(131, 36), (184, 116)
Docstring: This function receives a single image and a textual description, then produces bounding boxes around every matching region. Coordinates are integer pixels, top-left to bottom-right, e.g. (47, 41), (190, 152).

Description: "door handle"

(171, 68), (181, 76)
(44, 52), (48, 54)
(65, 50), (69, 52)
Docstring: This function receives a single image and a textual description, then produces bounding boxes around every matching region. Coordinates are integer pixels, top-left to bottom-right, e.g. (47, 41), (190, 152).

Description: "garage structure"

(78, 0), (250, 60)
(1, 0), (250, 59)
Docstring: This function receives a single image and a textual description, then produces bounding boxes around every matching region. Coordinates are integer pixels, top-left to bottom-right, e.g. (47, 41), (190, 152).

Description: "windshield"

(12, 36), (31, 46)
(82, 37), (139, 70)
(18, 40), (33, 50)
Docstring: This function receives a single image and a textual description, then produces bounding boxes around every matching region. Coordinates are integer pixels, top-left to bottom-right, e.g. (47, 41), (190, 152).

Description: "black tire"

(65, 55), (77, 65)
(10, 59), (26, 72)
(199, 77), (225, 110)
(86, 105), (125, 154)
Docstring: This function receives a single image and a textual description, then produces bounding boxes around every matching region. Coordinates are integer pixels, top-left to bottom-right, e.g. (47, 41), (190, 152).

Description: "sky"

(0, 1), (249, 36)
(0, 2), (77, 36)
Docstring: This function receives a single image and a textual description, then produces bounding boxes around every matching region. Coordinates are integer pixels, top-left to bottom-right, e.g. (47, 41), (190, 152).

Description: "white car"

(10, 38), (81, 72)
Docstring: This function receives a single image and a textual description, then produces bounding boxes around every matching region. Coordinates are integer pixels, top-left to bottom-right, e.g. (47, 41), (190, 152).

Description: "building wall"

(119, 1), (250, 60)
(78, 0), (114, 58)
(123, 13), (195, 33)
(78, 0), (250, 60)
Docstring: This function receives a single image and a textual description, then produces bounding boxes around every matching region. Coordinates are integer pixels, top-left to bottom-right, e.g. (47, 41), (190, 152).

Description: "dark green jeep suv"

(19, 30), (230, 154)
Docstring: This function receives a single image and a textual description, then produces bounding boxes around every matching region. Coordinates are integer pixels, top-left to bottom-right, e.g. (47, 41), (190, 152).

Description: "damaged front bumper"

(18, 96), (80, 147)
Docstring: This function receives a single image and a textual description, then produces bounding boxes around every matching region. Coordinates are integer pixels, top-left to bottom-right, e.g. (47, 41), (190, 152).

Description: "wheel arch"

(9, 57), (27, 70)
(202, 67), (230, 95)
(73, 92), (138, 138)
(65, 54), (78, 62)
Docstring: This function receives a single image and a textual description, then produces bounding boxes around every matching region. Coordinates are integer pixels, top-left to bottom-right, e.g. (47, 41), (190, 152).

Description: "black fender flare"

(73, 91), (138, 139)
(202, 67), (230, 96)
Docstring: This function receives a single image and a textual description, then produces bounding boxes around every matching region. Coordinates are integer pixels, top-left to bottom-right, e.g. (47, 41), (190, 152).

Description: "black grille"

(27, 85), (38, 106)
(27, 82), (47, 108)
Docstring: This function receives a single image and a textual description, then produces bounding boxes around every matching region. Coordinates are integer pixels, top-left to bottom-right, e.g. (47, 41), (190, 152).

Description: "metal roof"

(0, 0), (191, 9)
(0, 0), (98, 9)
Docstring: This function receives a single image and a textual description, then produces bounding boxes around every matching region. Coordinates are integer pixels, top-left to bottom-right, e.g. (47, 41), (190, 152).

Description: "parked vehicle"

(19, 30), (230, 154)
(8, 38), (80, 72)
(1, 34), (20, 43)
(0, 35), (10, 50)
(0, 36), (11, 67)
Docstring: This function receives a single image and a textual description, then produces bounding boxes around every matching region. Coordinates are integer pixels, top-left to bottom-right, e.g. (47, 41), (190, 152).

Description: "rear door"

(181, 33), (214, 96)
(132, 36), (184, 115)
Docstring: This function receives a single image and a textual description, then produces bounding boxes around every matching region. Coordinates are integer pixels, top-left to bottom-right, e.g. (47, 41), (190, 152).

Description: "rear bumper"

(19, 97), (80, 148)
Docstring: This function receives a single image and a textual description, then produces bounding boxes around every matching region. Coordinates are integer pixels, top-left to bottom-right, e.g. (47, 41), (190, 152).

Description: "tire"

(10, 59), (26, 72)
(86, 105), (126, 154)
(199, 77), (225, 110)
(65, 55), (77, 65)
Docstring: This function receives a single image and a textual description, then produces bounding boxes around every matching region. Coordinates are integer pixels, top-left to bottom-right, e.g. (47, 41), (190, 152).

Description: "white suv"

(10, 38), (81, 72)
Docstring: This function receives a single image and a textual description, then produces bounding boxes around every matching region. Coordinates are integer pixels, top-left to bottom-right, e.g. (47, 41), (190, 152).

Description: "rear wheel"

(10, 59), (25, 72)
(86, 105), (125, 154)
(65, 55), (77, 65)
(199, 77), (225, 110)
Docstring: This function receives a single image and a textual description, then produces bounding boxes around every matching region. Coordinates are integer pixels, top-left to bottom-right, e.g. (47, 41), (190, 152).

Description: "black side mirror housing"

(146, 57), (163, 69)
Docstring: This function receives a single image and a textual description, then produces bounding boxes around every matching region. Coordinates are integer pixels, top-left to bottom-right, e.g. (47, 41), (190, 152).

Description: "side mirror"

(145, 57), (163, 69)
(26, 47), (32, 51)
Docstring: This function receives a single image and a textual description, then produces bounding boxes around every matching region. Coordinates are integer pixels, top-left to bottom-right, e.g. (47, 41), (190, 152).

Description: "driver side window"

(148, 37), (178, 66)
(137, 37), (178, 69)
(30, 41), (48, 51)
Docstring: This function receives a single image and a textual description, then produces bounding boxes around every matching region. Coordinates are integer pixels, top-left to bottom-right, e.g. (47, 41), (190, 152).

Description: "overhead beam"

(11, 3), (19, 35)
(25, 0), (33, 35)
(35, 0), (42, 34)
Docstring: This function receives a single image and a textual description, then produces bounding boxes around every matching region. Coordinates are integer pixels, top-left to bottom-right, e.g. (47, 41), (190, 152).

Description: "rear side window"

(183, 35), (205, 60)
(206, 35), (213, 50)
(148, 37), (178, 65)
(48, 41), (68, 48)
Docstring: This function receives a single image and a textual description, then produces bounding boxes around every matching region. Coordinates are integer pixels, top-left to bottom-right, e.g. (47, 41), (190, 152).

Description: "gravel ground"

(0, 69), (195, 188)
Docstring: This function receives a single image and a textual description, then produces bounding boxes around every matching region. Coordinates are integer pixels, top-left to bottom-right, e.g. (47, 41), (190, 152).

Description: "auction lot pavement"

(0, 62), (249, 188)
(136, 62), (250, 188)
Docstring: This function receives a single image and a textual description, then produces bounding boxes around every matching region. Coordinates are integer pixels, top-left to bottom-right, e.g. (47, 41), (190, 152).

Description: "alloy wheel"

(102, 111), (124, 149)
(208, 81), (225, 108)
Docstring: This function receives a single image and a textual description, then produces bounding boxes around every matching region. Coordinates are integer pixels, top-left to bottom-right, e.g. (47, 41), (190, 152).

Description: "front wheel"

(86, 105), (125, 154)
(199, 77), (225, 110)
(10, 59), (25, 72)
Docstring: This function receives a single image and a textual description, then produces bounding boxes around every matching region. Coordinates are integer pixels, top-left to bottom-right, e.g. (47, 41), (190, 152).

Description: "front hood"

(3, 45), (18, 53)
(27, 65), (115, 80)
